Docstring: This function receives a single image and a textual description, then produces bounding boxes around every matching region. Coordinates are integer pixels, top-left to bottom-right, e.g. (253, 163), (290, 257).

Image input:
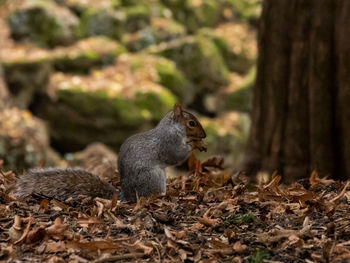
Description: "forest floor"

(1, 155), (350, 263)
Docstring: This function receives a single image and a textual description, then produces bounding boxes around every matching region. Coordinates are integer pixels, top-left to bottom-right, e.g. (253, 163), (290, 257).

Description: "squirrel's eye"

(188, 120), (196, 127)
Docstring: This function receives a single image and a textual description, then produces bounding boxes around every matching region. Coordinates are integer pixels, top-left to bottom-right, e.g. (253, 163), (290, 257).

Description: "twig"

(14, 217), (32, 244)
(331, 181), (350, 203)
(92, 253), (145, 263)
(151, 241), (162, 263)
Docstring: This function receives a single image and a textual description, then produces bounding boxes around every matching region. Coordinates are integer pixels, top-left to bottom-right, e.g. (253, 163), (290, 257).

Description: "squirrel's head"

(172, 103), (206, 140)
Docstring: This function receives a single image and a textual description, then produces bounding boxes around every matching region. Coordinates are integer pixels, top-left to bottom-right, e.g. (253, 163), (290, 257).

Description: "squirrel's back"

(14, 168), (117, 201)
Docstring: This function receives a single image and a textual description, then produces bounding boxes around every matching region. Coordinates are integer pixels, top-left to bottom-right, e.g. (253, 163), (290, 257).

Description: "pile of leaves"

(1, 155), (350, 262)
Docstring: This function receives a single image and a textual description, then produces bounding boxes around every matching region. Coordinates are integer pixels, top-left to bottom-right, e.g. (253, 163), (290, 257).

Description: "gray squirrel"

(14, 104), (207, 202)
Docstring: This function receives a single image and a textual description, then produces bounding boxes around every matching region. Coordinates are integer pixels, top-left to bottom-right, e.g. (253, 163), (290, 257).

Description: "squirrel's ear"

(173, 103), (183, 122)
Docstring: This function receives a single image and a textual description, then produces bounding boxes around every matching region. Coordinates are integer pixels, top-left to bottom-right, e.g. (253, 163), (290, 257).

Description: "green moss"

(0, 108), (61, 171)
(111, 0), (122, 7)
(122, 5), (151, 33)
(123, 27), (157, 52)
(223, 0), (261, 24)
(161, 0), (222, 33)
(126, 54), (193, 103)
(156, 19), (185, 37)
(9, 7), (59, 46)
(248, 247), (270, 263)
(2, 57), (51, 67)
(52, 39), (127, 73)
(135, 89), (176, 120)
(79, 8), (124, 40)
(196, 35), (230, 87)
(189, 0), (221, 28)
(149, 36), (229, 93)
(198, 28), (255, 73)
(123, 18), (185, 52)
(224, 67), (256, 112)
(57, 88), (147, 126)
(8, 1), (79, 47)
(79, 51), (100, 60)
(37, 76), (177, 152)
(154, 59), (193, 104)
(127, 55), (143, 72)
(224, 87), (251, 112)
(3, 60), (52, 108)
(120, 0), (146, 6)
(225, 212), (256, 226)
(197, 113), (250, 167)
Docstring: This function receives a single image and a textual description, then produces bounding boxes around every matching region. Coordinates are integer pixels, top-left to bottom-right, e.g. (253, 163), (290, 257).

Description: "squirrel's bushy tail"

(14, 168), (118, 201)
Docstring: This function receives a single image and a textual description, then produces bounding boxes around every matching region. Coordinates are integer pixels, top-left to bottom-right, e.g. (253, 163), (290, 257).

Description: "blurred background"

(0, 0), (261, 172)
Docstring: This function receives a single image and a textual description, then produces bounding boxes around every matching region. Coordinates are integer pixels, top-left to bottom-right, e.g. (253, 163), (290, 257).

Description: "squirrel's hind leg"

(121, 167), (166, 202)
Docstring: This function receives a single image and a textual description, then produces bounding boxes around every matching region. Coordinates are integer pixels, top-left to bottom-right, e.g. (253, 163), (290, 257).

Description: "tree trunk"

(0, 65), (10, 109)
(242, 0), (350, 182)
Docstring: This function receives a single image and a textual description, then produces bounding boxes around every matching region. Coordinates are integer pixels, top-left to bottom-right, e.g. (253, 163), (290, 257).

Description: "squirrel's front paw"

(191, 140), (207, 152)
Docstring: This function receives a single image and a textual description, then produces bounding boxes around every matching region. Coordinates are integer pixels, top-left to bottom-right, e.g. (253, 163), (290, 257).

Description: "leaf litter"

(1, 155), (350, 262)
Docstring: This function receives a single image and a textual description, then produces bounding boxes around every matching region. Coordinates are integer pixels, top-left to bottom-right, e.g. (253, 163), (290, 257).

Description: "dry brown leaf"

(134, 240), (154, 255)
(331, 181), (350, 203)
(309, 170), (334, 189)
(191, 140), (207, 152)
(26, 226), (46, 244)
(202, 156), (224, 169)
(67, 240), (120, 254)
(50, 200), (69, 211)
(46, 218), (68, 237)
(233, 241), (247, 253)
(198, 217), (218, 227)
(164, 227), (175, 240)
(40, 199), (49, 211)
(178, 248), (187, 260)
(77, 217), (104, 227)
(14, 217), (32, 244)
(263, 173), (281, 190)
(45, 241), (67, 253)
(188, 153), (202, 175)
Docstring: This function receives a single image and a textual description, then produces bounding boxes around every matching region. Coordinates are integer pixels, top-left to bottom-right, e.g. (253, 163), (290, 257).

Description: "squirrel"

(14, 104), (207, 203)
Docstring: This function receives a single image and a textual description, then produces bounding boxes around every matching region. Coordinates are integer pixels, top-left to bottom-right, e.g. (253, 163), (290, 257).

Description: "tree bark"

(0, 65), (10, 109)
(243, 0), (350, 181)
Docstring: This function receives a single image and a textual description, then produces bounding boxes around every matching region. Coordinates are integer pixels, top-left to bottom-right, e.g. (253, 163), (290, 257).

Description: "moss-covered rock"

(3, 60), (52, 109)
(198, 23), (257, 74)
(126, 54), (193, 104)
(204, 69), (255, 114)
(122, 5), (151, 33)
(222, 68), (255, 112)
(67, 142), (118, 184)
(8, 0), (79, 47)
(57, 0), (120, 15)
(147, 35), (230, 93)
(79, 8), (124, 40)
(161, 0), (222, 33)
(0, 107), (62, 171)
(220, 0), (261, 25)
(35, 57), (177, 152)
(1, 37), (126, 107)
(79, 5), (151, 40)
(119, 0), (143, 6)
(198, 111), (251, 167)
(52, 37), (127, 73)
(151, 17), (186, 41)
(123, 18), (186, 52)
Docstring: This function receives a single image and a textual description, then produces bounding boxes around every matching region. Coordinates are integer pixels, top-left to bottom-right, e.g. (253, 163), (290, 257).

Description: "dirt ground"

(1, 155), (350, 263)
